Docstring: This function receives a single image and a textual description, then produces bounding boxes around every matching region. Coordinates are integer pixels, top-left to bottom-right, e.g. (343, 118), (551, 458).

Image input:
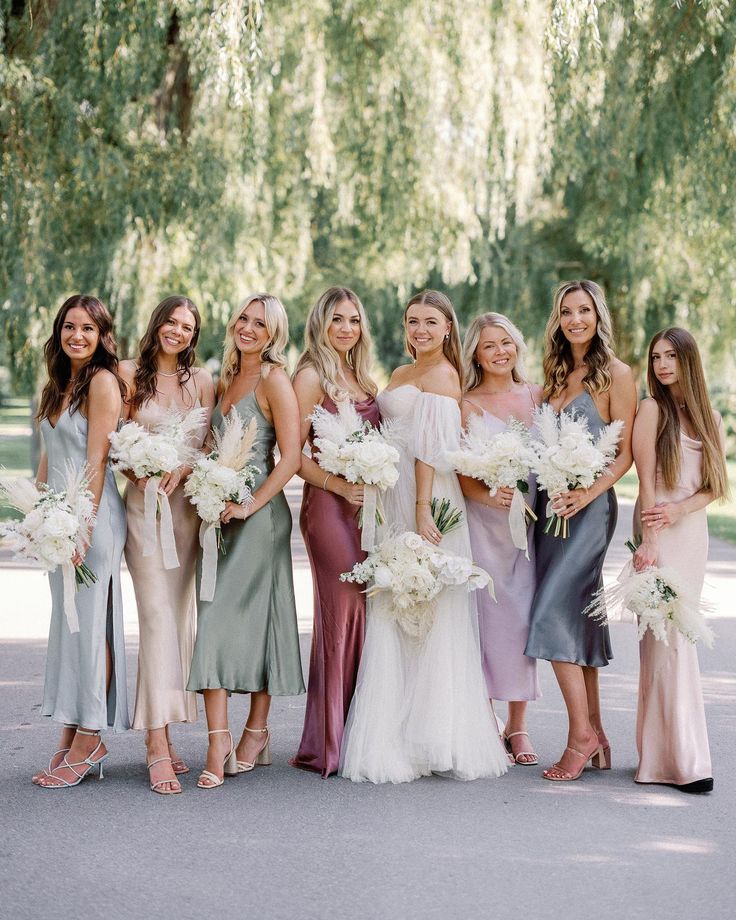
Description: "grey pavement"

(1, 488), (735, 920)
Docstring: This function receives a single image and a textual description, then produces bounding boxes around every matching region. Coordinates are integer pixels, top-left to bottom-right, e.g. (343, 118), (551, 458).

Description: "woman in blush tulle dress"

(119, 296), (215, 794)
(458, 313), (542, 765)
(339, 290), (509, 785)
(525, 280), (637, 782)
(632, 328), (728, 795)
(290, 288), (380, 777)
(33, 295), (129, 789)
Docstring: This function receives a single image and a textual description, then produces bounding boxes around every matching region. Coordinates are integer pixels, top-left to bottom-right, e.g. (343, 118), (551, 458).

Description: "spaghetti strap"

(526, 385), (537, 410)
(461, 396), (485, 414)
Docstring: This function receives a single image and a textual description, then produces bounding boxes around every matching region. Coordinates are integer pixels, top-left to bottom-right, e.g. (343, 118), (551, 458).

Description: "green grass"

(615, 461), (736, 545)
(0, 398), (34, 521)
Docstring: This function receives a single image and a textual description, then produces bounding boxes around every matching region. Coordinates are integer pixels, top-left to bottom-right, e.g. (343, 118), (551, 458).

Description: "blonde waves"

(404, 290), (465, 391)
(293, 287), (378, 402)
(463, 312), (528, 392)
(220, 293), (290, 392)
(543, 280), (616, 402)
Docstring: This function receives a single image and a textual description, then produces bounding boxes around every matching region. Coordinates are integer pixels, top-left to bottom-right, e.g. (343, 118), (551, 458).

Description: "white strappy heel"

(197, 729), (238, 789)
(38, 728), (107, 788)
(147, 755), (182, 795)
(236, 725), (271, 773)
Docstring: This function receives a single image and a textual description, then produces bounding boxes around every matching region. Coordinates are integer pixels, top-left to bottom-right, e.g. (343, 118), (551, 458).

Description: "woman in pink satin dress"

(290, 287), (380, 777)
(632, 327), (729, 794)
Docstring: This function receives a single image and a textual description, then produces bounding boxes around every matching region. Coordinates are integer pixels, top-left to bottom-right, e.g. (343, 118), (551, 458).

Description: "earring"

(444, 333), (449, 341)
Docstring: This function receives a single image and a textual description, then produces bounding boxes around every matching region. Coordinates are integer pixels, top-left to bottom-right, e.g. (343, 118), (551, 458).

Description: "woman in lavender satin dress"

(632, 328), (728, 794)
(290, 287), (380, 777)
(458, 314), (542, 765)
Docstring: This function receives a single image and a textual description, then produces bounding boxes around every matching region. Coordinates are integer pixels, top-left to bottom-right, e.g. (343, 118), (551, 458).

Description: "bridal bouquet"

(184, 409), (260, 602)
(310, 400), (400, 550)
(447, 414), (538, 557)
(108, 404), (207, 569)
(584, 538), (715, 647)
(0, 462), (97, 632)
(340, 529), (493, 641)
(531, 403), (623, 539)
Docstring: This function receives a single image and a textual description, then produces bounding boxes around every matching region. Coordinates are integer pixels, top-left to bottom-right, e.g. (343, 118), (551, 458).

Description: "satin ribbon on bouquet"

(142, 476), (180, 569)
(198, 520), (219, 602)
(508, 486), (532, 559)
(360, 484), (379, 551)
(61, 562), (80, 633)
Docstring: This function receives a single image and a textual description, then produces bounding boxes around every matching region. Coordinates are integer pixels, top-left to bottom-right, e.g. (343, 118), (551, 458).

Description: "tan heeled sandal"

(543, 740), (605, 782)
(147, 755), (182, 795)
(197, 729), (238, 789)
(502, 730), (539, 766)
(236, 726), (271, 773)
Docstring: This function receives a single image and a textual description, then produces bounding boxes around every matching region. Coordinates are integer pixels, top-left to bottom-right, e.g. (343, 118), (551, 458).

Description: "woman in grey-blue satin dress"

(525, 280), (636, 783)
(34, 295), (129, 789)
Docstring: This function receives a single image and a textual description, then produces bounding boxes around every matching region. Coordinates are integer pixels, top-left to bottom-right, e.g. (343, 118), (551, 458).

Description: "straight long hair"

(37, 294), (124, 422)
(220, 293), (289, 392)
(293, 287), (378, 403)
(647, 327), (729, 500)
(543, 280), (616, 401)
(463, 312), (528, 392)
(404, 290), (464, 390)
(128, 296), (201, 412)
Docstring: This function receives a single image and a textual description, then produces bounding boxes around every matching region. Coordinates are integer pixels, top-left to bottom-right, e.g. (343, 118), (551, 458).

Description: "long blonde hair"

(647, 327), (729, 500)
(463, 312), (528, 391)
(220, 293), (289, 392)
(293, 287), (378, 402)
(404, 290), (464, 390)
(543, 280), (616, 401)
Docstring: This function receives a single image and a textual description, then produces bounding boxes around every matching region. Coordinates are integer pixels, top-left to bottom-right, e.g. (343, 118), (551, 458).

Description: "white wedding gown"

(339, 385), (509, 783)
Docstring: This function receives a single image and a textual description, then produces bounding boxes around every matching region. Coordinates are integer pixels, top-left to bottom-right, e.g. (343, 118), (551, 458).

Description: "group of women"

(30, 280), (728, 796)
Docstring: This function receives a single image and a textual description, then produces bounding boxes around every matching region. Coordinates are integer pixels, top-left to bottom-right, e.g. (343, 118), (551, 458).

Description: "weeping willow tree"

(1, 0), (735, 396)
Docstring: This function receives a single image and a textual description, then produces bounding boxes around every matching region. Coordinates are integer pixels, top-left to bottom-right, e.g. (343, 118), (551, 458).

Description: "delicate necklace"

(157, 369), (179, 377)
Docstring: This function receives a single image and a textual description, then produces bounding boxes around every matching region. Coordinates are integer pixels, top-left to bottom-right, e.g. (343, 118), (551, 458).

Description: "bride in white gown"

(339, 291), (509, 783)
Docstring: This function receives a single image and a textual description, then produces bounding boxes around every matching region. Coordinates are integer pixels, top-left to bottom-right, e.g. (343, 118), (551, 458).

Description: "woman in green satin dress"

(187, 293), (305, 788)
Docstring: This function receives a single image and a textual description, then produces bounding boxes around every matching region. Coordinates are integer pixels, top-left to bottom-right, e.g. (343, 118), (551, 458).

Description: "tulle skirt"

(339, 584), (509, 784)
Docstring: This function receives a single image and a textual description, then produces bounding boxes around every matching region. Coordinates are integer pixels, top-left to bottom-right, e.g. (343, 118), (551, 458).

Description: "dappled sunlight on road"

(633, 838), (716, 855)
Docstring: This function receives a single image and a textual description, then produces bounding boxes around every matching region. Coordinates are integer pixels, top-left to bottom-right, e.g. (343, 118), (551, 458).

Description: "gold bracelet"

(415, 499), (432, 506)
(323, 473), (333, 491)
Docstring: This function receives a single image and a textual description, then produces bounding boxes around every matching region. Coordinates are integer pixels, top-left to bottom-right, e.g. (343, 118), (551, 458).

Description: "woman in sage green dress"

(187, 293), (305, 789)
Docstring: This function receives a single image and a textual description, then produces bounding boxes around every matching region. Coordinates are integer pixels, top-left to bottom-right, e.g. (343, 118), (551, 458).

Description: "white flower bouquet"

(0, 462), (97, 632)
(531, 402), (623, 539)
(340, 529), (493, 641)
(447, 414), (538, 557)
(584, 538), (715, 647)
(310, 400), (400, 550)
(108, 404), (208, 568)
(184, 409), (260, 601)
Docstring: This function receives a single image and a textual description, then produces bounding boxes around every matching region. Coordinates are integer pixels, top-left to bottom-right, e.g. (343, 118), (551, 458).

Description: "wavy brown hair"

(293, 287), (378, 402)
(542, 280), (616, 401)
(128, 296), (201, 412)
(404, 290), (464, 390)
(37, 294), (124, 422)
(647, 327), (729, 500)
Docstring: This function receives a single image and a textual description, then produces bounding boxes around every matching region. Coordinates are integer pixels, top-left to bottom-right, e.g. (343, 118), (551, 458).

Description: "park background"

(1, 5), (736, 920)
(2, 0), (735, 534)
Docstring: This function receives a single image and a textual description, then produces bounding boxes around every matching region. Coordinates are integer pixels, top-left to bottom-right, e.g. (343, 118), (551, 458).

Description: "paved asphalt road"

(1, 489), (735, 920)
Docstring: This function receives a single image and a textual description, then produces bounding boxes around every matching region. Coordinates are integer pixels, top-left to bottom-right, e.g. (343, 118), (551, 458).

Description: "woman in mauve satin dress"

(290, 287), (380, 777)
(119, 297), (215, 795)
(632, 327), (728, 795)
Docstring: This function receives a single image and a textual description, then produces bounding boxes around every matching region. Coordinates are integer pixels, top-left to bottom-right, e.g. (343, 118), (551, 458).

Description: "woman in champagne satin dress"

(120, 296), (215, 794)
(632, 328), (728, 794)
(290, 287), (380, 777)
